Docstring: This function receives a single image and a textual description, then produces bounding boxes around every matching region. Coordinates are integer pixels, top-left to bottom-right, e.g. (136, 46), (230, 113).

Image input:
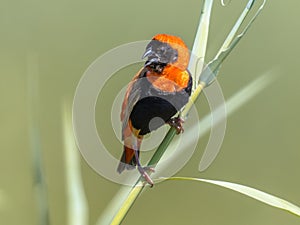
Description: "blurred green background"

(1, 0), (300, 225)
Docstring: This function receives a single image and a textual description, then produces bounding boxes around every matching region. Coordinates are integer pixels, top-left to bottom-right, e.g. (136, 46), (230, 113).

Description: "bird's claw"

(137, 166), (154, 187)
(167, 117), (184, 134)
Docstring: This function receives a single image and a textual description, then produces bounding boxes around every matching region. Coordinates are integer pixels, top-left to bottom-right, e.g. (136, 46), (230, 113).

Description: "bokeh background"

(1, 0), (300, 225)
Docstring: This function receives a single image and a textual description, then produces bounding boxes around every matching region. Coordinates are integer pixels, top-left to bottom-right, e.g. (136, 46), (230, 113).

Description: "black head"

(142, 40), (178, 73)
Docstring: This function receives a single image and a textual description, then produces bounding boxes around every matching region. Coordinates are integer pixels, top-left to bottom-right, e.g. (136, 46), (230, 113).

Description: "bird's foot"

(137, 165), (155, 187)
(167, 117), (184, 134)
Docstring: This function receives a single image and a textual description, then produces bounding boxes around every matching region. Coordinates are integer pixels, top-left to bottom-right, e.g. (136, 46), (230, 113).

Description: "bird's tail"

(117, 120), (143, 173)
(117, 146), (139, 173)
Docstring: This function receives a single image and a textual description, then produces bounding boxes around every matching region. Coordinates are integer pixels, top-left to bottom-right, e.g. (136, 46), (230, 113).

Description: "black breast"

(130, 69), (192, 135)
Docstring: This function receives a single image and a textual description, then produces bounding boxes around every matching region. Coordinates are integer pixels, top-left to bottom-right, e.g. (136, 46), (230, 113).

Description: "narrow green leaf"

(160, 177), (300, 217)
(62, 101), (89, 225)
(27, 52), (50, 225)
(188, 0), (214, 90)
(215, 0), (255, 58)
(200, 0), (266, 86)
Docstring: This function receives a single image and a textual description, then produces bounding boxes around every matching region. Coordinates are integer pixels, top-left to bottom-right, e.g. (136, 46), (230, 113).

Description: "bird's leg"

(167, 116), (184, 134)
(134, 150), (154, 187)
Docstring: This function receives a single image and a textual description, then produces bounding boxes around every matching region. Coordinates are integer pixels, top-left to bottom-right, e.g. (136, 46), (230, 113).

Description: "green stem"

(147, 128), (177, 166)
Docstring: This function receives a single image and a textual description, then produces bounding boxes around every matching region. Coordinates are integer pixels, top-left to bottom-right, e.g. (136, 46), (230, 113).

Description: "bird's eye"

(158, 46), (167, 54)
(157, 48), (162, 54)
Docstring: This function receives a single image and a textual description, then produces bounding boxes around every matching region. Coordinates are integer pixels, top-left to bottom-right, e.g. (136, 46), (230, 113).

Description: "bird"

(117, 34), (192, 186)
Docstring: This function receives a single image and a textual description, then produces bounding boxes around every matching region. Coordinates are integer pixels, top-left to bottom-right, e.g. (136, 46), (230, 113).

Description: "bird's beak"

(142, 46), (160, 67)
(144, 58), (159, 67)
(142, 47), (152, 59)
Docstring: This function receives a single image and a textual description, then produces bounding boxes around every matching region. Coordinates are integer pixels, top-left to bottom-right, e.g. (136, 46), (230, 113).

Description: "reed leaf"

(159, 177), (300, 217)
